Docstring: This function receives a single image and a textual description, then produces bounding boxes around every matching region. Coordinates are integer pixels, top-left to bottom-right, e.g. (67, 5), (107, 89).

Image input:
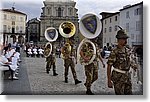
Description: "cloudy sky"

(1, 0), (143, 20)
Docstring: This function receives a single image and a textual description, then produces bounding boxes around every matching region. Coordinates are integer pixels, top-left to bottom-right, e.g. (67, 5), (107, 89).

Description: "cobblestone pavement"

(2, 52), (143, 95)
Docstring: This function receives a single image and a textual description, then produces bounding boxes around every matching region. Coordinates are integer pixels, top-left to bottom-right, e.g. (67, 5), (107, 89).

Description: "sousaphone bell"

(59, 21), (76, 38)
(44, 27), (58, 57)
(77, 13), (102, 65)
(59, 21), (76, 59)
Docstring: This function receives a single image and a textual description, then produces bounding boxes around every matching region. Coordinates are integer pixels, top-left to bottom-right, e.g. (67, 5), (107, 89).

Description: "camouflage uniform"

(64, 57), (77, 81)
(62, 43), (81, 84)
(46, 46), (58, 76)
(107, 28), (133, 95)
(107, 46), (132, 94)
(84, 46), (100, 94)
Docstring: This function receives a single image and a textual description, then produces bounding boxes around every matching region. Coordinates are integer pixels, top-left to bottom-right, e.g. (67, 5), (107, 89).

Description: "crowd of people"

(24, 43), (61, 58)
(0, 42), (21, 80)
(0, 28), (143, 95)
(24, 43), (45, 58)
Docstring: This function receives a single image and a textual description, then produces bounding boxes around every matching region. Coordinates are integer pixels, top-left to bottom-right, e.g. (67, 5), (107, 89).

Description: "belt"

(113, 68), (128, 74)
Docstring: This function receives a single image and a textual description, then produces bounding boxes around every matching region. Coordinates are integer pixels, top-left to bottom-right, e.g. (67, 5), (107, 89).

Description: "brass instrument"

(79, 13), (102, 39)
(59, 21), (76, 38)
(59, 21), (76, 59)
(45, 27), (58, 42)
(43, 42), (52, 58)
(77, 13), (102, 65)
(77, 38), (96, 65)
(44, 27), (58, 57)
(61, 43), (72, 59)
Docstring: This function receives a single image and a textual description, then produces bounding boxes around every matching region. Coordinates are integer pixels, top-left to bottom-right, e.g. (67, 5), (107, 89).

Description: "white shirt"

(38, 48), (44, 54)
(33, 48), (38, 54)
(27, 48), (32, 54)
(0, 55), (9, 65)
(5, 49), (16, 59)
(14, 52), (20, 59)
(0, 55), (10, 71)
(0, 55), (17, 71)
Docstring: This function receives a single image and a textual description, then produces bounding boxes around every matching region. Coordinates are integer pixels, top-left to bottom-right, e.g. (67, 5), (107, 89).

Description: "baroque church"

(40, 0), (79, 46)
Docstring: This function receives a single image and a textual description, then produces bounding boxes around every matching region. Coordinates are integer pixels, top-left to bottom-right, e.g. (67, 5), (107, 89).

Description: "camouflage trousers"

(64, 58), (77, 80)
(111, 70), (132, 95)
(84, 62), (98, 90)
(46, 60), (56, 72)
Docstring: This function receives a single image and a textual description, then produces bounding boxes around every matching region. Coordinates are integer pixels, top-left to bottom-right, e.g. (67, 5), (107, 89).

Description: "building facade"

(0, 7), (27, 45)
(26, 18), (40, 43)
(40, 0), (79, 46)
(100, 1), (143, 51)
(119, 2), (143, 48)
(100, 12), (120, 47)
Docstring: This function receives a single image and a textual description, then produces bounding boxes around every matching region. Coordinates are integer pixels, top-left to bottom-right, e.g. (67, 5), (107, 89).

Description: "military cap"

(116, 29), (129, 39)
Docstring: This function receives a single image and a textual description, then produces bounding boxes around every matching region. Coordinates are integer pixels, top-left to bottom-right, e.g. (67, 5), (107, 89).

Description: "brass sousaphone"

(59, 21), (76, 38)
(77, 13), (102, 65)
(44, 27), (58, 57)
(59, 21), (76, 59)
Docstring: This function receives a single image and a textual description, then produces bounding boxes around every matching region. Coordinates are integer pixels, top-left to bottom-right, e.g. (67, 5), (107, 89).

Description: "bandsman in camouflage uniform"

(45, 43), (58, 76)
(80, 41), (105, 95)
(107, 28), (137, 95)
(61, 42), (82, 85)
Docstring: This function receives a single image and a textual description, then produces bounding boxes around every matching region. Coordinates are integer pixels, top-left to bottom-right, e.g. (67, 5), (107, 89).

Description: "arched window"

(68, 8), (72, 16)
(47, 7), (51, 15)
(58, 7), (61, 17)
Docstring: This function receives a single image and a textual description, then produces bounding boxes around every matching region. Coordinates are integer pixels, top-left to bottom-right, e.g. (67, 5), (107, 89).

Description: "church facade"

(40, 0), (79, 46)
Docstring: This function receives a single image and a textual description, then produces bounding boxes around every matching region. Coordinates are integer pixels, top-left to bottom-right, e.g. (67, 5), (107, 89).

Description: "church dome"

(45, 0), (74, 2)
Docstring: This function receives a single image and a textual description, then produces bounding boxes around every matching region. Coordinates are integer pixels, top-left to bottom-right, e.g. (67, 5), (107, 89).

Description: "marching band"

(1, 13), (141, 95)
(42, 13), (140, 95)
(42, 13), (106, 94)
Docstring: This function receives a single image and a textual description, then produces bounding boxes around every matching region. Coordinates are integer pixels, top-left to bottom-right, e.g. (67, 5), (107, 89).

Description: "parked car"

(104, 50), (111, 59)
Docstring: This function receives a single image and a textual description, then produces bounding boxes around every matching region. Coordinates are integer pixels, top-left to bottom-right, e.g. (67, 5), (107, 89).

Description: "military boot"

(86, 89), (94, 95)
(46, 69), (49, 74)
(65, 77), (68, 83)
(75, 79), (82, 85)
(53, 71), (58, 76)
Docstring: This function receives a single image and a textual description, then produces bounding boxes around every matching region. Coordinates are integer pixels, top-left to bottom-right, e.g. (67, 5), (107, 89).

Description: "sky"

(0, 0), (143, 20)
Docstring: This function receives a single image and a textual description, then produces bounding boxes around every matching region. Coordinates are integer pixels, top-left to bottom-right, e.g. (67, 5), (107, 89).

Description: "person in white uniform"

(38, 47), (44, 57)
(0, 55), (18, 80)
(33, 46), (38, 57)
(27, 47), (32, 57)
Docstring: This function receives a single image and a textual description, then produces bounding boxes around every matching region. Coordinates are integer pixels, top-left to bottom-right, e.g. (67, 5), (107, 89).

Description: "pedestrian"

(80, 40), (105, 95)
(27, 47), (32, 57)
(44, 43), (58, 76)
(107, 28), (137, 95)
(33, 46), (38, 57)
(61, 42), (82, 85)
(0, 47), (18, 80)
(38, 46), (44, 57)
